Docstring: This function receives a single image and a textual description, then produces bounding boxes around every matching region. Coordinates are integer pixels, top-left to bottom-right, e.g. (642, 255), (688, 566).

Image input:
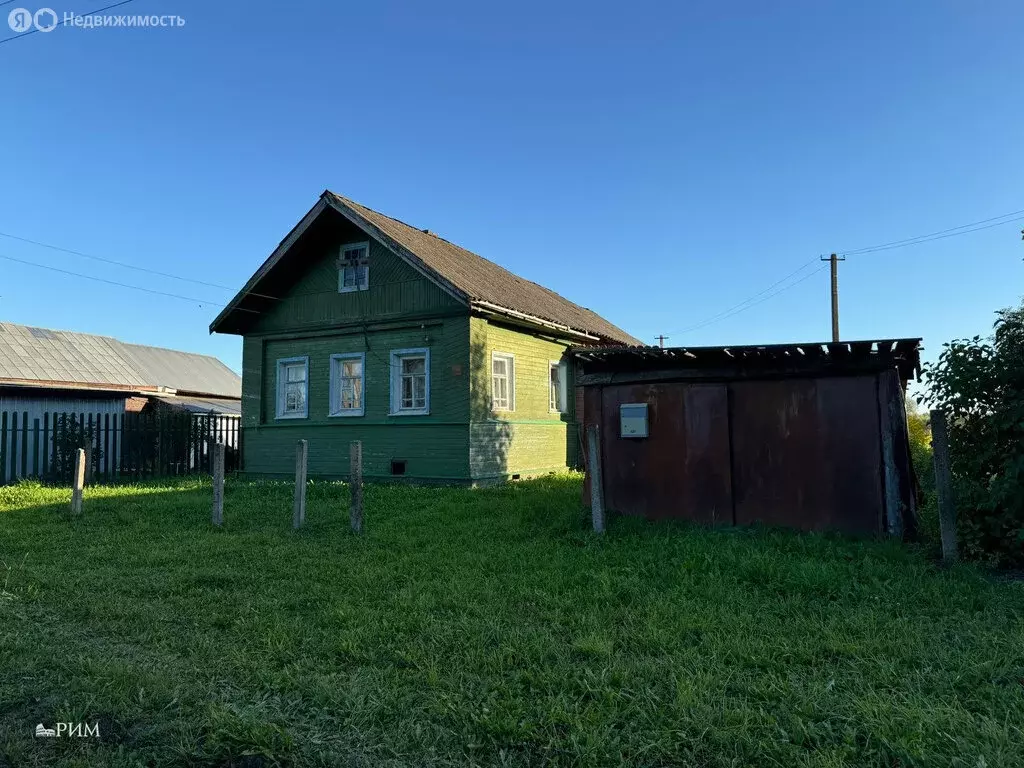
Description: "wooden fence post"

(293, 439), (308, 529)
(350, 440), (363, 533)
(586, 424), (605, 534)
(83, 442), (94, 486)
(212, 442), (225, 527)
(71, 448), (85, 515)
(930, 409), (958, 564)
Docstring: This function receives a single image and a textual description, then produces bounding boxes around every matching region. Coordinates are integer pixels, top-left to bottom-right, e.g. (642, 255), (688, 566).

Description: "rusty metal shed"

(573, 339), (922, 536)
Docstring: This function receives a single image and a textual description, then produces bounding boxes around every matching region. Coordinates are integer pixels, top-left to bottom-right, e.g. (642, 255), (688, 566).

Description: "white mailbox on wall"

(619, 403), (648, 438)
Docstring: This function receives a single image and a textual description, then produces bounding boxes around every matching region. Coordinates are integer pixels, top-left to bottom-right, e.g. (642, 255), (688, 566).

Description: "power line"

(663, 258), (818, 337)
(0, 230), (281, 301)
(671, 266), (827, 336)
(839, 209), (1024, 256)
(0, 253), (259, 313)
(0, 0), (139, 46)
(671, 205), (1023, 338)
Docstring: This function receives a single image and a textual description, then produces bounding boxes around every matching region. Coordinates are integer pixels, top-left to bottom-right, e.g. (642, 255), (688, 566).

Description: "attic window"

(338, 242), (369, 293)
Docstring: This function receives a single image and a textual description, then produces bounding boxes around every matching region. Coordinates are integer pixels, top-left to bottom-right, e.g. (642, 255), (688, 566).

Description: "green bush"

(905, 398), (938, 546)
(921, 301), (1024, 566)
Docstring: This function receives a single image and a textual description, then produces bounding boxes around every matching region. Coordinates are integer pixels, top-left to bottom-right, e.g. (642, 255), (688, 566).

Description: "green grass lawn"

(1, 476), (1022, 767)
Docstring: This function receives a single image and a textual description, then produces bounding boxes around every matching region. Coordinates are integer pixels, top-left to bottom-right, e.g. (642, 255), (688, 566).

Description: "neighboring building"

(0, 321), (241, 412)
(210, 191), (638, 483)
(573, 339), (922, 536)
(0, 322), (241, 480)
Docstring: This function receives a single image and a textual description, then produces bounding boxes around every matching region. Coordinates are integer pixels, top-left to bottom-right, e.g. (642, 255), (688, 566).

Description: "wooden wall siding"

(258, 317), (470, 426)
(468, 317), (576, 480)
(242, 423), (469, 481)
(241, 335), (263, 429)
(248, 236), (461, 335)
(241, 316), (471, 481)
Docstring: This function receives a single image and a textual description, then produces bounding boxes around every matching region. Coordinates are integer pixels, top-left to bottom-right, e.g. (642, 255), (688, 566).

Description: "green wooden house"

(210, 191), (638, 483)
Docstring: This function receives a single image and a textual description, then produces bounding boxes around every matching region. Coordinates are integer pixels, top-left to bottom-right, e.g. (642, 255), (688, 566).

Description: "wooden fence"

(0, 410), (242, 485)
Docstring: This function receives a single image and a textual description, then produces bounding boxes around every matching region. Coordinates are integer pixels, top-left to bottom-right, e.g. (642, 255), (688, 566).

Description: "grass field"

(1, 476), (1022, 767)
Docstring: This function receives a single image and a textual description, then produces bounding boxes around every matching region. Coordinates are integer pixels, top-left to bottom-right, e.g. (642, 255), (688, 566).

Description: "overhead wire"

(0, 230), (282, 301)
(670, 206), (1024, 337)
(0, 0), (140, 46)
(0, 253), (259, 313)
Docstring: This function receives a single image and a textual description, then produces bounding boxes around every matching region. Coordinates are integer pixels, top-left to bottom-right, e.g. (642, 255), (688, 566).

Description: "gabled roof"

(0, 322), (241, 398)
(210, 191), (640, 345)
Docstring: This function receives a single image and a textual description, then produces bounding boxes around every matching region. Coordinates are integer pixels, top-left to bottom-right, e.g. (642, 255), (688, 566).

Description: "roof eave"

(210, 193), (476, 335)
(209, 197), (332, 335)
(471, 300), (604, 342)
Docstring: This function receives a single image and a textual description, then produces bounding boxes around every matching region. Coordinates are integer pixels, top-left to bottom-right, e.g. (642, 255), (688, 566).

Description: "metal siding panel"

(730, 377), (883, 534)
(0, 322), (239, 398)
(599, 383), (732, 524)
(0, 395), (126, 483)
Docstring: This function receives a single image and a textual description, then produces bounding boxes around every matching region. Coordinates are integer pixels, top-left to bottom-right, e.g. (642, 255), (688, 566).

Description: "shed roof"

(150, 395), (242, 415)
(0, 322), (241, 398)
(210, 192), (640, 345)
(572, 339), (923, 383)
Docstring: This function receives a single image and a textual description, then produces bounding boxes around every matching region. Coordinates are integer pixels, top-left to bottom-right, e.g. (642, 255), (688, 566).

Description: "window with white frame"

(491, 352), (515, 411)
(338, 242), (369, 293)
(550, 360), (568, 413)
(390, 348), (430, 415)
(329, 353), (365, 417)
(276, 357), (308, 419)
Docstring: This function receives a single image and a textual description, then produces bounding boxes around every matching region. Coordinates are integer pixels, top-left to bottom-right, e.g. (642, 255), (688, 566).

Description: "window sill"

(388, 410), (430, 417)
(329, 410), (365, 418)
(275, 413), (308, 420)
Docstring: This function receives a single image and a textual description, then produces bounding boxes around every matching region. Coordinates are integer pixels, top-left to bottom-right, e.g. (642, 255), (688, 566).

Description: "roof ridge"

(0, 320), (120, 343)
(221, 192), (640, 345)
(121, 340), (232, 365)
(329, 192), (433, 238)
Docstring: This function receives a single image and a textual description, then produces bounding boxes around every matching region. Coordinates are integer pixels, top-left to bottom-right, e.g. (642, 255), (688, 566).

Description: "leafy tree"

(922, 302), (1024, 565)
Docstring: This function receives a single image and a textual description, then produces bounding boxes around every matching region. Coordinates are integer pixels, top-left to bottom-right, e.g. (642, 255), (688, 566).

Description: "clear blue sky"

(1, 0), (1021, 373)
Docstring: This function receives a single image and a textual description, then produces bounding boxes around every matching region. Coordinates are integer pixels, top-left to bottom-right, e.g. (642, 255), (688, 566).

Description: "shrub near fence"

(0, 410), (241, 485)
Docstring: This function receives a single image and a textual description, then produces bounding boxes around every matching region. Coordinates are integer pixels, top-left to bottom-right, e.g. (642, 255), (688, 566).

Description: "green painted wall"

(243, 317), (471, 480)
(247, 230), (461, 336)
(236, 219), (580, 483)
(468, 317), (576, 481)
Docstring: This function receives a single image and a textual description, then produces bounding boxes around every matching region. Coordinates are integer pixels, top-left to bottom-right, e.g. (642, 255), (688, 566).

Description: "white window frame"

(389, 347), (430, 416)
(549, 360), (568, 413)
(338, 241), (370, 293)
(275, 356), (309, 420)
(491, 352), (516, 412)
(328, 352), (365, 417)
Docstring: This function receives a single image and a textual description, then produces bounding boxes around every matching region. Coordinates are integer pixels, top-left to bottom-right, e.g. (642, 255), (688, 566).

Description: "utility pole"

(820, 253), (845, 342)
(655, 335), (669, 348)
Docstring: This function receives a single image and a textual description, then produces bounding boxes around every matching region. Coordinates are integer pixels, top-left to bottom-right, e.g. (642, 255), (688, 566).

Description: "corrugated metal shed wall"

(1, 394), (126, 478)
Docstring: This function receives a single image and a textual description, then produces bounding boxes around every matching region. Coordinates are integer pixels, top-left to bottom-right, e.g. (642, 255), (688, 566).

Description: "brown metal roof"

(210, 192), (640, 345)
(328, 194), (640, 345)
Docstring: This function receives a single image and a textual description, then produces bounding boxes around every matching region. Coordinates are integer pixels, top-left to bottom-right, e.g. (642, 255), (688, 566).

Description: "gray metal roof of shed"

(0, 322), (241, 398)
